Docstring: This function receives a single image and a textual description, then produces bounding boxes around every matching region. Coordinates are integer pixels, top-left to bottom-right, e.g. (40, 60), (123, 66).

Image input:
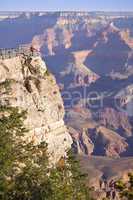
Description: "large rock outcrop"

(0, 53), (72, 163)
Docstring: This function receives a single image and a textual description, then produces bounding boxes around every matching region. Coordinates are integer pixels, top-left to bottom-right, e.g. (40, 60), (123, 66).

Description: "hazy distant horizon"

(0, 0), (133, 12)
(0, 10), (133, 13)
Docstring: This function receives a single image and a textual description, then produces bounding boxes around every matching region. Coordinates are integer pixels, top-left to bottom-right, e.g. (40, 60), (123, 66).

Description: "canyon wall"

(0, 52), (72, 163)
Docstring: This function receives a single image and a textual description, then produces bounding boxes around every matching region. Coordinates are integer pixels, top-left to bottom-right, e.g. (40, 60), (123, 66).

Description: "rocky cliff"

(0, 51), (72, 163)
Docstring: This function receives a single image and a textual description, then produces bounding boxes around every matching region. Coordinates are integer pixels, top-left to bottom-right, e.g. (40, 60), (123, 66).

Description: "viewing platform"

(0, 45), (40, 60)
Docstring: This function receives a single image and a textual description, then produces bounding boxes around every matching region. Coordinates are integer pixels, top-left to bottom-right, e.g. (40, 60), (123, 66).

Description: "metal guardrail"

(0, 46), (40, 60)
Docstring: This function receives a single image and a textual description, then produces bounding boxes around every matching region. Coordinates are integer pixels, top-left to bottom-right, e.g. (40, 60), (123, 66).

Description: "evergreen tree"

(49, 150), (92, 200)
(0, 106), (92, 200)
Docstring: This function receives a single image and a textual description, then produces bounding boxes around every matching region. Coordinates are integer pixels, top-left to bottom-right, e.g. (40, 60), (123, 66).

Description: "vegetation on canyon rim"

(0, 106), (92, 200)
(114, 173), (133, 200)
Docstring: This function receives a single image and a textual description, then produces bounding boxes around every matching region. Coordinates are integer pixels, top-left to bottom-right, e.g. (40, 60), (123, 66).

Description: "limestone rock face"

(0, 55), (72, 163)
